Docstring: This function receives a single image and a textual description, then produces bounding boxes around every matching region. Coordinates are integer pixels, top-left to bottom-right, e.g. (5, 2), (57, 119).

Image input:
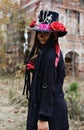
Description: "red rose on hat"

(30, 21), (36, 28)
(51, 22), (66, 31)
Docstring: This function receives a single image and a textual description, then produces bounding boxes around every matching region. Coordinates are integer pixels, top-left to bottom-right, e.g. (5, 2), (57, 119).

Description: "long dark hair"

(28, 32), (58, 61)
(23, 31), (58, 99)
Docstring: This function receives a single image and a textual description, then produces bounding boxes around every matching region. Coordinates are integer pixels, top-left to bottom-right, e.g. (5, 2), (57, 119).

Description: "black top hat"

(29, 10), (67, 37)
(39, 10), (59, 24)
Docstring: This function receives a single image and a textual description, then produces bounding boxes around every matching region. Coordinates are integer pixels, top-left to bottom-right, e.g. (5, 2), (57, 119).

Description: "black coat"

(26, 47), (69, 130)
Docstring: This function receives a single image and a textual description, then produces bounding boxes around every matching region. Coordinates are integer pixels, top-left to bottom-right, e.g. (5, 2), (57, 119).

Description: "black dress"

(26, 47), (69, 130)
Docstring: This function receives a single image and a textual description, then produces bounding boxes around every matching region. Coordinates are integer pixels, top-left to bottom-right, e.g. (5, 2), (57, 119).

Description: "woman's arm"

(38, 50), (57, 120)
(37, 120), (49, 130)
(37, 51), (57, 130)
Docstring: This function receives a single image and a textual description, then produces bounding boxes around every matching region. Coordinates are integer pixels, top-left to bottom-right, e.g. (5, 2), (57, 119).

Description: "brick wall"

(20, 0), (84, 77)
(20, 0), (30, 6)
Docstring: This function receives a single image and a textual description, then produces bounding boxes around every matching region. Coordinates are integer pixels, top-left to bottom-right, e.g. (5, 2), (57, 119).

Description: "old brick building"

(20, 0), (40, 20)
(20, 0), (84, 77)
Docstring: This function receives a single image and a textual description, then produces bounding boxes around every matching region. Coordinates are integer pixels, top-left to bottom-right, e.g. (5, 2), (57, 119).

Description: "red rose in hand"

(51, 22), (66, 31)
(30, 21), (36, 28)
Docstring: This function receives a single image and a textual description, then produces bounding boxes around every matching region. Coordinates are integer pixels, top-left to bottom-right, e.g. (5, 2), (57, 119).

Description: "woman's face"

(37, 31), (51, 44)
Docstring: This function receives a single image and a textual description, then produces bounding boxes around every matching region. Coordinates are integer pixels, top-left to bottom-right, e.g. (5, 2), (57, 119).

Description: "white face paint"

(37, 32), (51, 44)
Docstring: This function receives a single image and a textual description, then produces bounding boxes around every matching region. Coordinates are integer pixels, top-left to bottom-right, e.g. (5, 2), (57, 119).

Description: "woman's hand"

(37, 120), (49, 130)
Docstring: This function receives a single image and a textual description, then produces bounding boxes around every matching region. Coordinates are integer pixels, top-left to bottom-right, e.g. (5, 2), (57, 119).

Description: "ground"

(0, 77), (27, 130)
(0, 76), (84, 130)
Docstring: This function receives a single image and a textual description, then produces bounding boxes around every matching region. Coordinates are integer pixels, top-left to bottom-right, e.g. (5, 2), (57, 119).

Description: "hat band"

(38, 23), (51, 31)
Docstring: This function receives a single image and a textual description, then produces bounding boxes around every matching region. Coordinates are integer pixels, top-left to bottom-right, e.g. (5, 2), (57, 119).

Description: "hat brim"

(31, 27), (67, 37)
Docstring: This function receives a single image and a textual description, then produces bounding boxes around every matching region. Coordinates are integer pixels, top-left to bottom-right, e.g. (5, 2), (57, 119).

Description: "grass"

(0, 76), (27, 130)
(0, 76), (84, 130)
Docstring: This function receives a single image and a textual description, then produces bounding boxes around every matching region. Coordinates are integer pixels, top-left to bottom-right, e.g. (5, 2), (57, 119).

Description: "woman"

(23, 10), (69, 130)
